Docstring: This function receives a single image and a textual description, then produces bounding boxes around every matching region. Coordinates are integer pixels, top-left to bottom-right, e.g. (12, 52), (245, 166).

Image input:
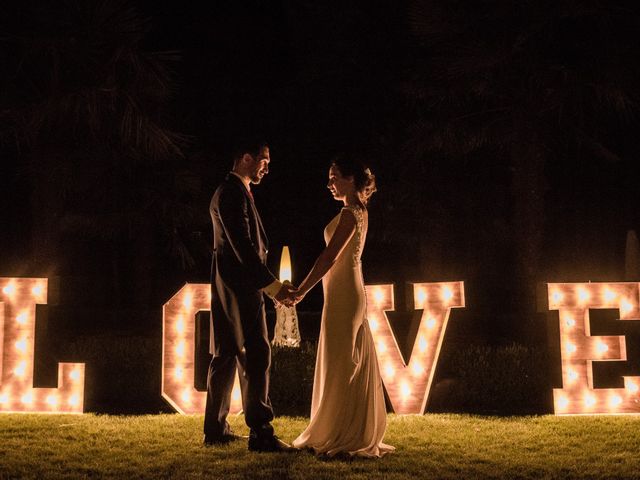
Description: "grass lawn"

(1, 413), (640, 479)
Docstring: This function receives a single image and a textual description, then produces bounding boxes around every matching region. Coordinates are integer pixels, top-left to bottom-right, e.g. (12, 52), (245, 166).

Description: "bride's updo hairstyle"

(331, 155), (377, 205)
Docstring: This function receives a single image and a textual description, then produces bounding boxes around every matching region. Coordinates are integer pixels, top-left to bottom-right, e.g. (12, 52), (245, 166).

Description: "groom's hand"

(274, 284), (297, 307)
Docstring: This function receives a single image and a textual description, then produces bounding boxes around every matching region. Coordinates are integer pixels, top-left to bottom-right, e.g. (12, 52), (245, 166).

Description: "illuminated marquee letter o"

(161, 283), (242, 414)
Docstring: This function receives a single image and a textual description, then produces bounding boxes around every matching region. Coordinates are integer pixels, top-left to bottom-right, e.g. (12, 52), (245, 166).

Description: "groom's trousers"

(204, 301), (275, 439)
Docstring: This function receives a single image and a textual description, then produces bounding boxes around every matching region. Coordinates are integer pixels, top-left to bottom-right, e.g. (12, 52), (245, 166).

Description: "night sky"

(1, 0), (640, 345)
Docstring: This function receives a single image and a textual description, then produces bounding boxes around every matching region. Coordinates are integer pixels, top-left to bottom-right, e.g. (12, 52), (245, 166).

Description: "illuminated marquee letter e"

(547, 282), (640, 415)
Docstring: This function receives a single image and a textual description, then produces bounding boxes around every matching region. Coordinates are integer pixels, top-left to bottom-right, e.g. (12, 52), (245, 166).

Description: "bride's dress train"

(293, 205), (394, 457)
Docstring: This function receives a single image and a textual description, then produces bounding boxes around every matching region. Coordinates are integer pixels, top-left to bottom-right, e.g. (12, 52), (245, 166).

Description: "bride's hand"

(292, 288), (306, 305)
(282, 285), (303, 307)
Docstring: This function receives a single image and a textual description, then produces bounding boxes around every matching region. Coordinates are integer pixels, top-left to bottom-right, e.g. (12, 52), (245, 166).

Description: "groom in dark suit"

(204, 139), (295, 452)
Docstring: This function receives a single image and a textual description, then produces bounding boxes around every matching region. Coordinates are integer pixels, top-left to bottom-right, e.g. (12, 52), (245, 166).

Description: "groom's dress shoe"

(203, 432), (247, 445)
(248, 434), (296, 453)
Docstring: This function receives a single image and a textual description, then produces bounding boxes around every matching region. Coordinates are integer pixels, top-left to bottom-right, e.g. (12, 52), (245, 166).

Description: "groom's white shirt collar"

(230, 171), (251, 193)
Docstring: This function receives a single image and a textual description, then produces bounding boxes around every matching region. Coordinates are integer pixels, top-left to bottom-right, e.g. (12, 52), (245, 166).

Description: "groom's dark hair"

(231, 137), (269, 166)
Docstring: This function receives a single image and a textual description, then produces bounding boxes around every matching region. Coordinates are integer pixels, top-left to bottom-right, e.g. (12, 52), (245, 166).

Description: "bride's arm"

(296, 210), (357, 298)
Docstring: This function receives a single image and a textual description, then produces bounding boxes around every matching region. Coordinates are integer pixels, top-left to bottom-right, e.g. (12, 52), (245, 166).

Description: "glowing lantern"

(546, 282), (640, 415)
(279, 246), (292, 283)
(366, 281), (465, 414)
(161, 283), (242, 415)
(0, 277), (85, 413)
(272, 246), (300, 347)
(231, 384), (242, 403)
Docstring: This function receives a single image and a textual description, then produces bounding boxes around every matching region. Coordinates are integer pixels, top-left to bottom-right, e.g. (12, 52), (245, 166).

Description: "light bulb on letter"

(14, 361), (27, 377)
(577, 287), (590, 303)
(609, 395), (622, 408)
(551, 290), (563, 304)
(400, 382), (412, 400)
(369, 317), (379, 332)
(15, 338), (27, 354)
(181, 389), (191, 403)
(418, 336), (428, 353)
(182, 294), (193, 309)
(384, 363), (395, 379)
(557, 396), (569, 410)
(373, 288), (385, 306)
(584, 394), (596, 408)
(441, 286), (453, 302)
(416, 288), (427, 306)
(620, 298), (633, 316)
(176, 317), (185, 334)
(176, 341), (186, 357)
(603, 288), (616, 302)
(16, 312), (28, 325)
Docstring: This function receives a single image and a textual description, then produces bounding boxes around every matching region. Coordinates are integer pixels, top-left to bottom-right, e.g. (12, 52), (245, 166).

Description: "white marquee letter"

(0, 278), (85, 413)
(366, 282), (465, 414)
(161, 283), (242, 414)
(547, 282), (640, 414)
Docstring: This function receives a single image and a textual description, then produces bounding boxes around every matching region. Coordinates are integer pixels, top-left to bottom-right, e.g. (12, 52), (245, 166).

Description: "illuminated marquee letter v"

(0, 278), (85, 413)
(365, 282), (465, 414)
(162, 283), (242, 415)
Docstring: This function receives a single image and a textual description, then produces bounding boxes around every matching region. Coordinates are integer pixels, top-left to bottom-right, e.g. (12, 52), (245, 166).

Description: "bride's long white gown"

(293, 205), (394, 457)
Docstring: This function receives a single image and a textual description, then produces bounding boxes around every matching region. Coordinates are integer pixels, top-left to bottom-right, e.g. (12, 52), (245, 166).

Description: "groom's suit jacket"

(209, 174), (277, 355)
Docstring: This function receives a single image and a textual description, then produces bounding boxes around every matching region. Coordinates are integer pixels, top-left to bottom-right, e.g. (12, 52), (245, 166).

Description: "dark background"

(1, 0), (640, 413)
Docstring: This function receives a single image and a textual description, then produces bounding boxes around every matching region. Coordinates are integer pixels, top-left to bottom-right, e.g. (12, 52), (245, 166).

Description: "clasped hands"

(274, 282), (303, 308)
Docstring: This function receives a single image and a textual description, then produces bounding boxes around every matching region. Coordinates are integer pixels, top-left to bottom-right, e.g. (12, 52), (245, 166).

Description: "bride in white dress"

(290, 157), (394, 457)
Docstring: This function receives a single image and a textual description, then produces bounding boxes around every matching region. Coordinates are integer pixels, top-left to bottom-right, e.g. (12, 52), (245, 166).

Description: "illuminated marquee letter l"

(0, 278), (85, 413)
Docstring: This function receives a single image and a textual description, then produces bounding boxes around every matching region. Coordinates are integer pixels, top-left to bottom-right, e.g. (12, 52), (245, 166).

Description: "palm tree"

(395, 0), (640, 336)
(0, 0), (204, 310)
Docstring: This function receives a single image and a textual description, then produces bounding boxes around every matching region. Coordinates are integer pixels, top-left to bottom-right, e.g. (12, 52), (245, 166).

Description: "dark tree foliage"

(0, 0), (207, 312)
(394, 0), (640, 337)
